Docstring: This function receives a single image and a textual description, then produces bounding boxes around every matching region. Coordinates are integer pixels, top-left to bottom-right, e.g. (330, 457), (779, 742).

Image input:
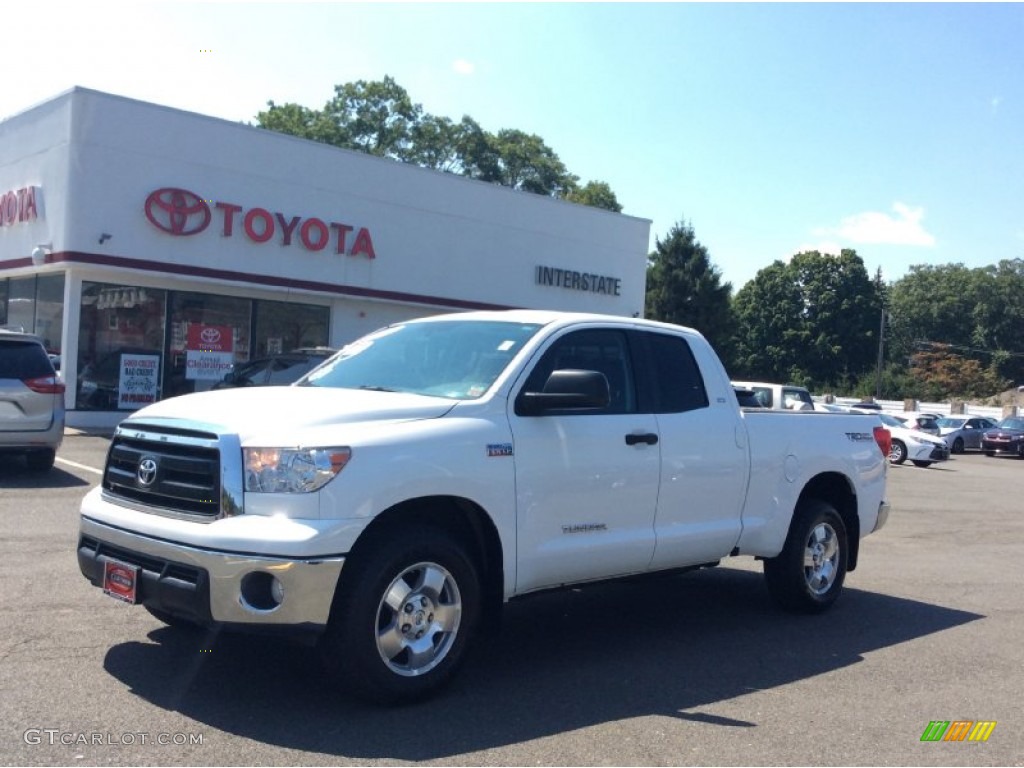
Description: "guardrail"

(828, 398), (1005, 421)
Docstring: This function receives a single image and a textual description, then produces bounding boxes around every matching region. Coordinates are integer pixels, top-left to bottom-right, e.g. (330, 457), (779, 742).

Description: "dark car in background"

(982, 417), (1024, 458)
(212, 347), (337, 389)
(0, 330), (65, 470)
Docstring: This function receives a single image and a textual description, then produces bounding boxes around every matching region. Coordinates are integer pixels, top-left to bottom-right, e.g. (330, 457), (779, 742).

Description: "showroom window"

(77, 282), (167, 410)
(252, 299), (329, 356)
(164, 292), (252, 399)
(0, 274), (65, 361)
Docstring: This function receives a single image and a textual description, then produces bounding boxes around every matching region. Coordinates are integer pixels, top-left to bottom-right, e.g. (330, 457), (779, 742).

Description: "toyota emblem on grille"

(137, 456), (159, 487)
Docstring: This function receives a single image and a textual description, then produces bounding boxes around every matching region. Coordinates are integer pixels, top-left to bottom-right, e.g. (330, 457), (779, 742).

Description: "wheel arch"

(343, 495), (505, 631)
(797, 472), (860, 571)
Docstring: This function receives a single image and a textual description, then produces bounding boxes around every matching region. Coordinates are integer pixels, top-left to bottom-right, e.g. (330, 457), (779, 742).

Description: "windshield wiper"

(358, 385), (399, 392)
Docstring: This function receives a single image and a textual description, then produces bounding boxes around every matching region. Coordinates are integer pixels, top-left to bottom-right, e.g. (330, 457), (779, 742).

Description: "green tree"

(733, 250), (882, 390)
(562, 180), (623, 213)
(320, 76), (423, 161)
(887, 260), (1024, 394)
(256, 77), (621, 211)
(645, 220), (735, 362)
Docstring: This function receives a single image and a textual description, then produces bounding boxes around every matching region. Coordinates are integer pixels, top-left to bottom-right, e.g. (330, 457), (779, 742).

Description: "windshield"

(995, 418), (1024, 431)
(301, 320), (542, 399)
(936, 417), (966, 428)
(878, 413), (905, 428)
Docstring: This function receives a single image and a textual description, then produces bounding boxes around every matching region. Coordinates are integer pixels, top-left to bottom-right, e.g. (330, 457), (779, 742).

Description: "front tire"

(889, 440), (907, 464)
(764, 499), (848, 613)
(911, 460), (933, 468)
(952, 437), (964, 454)
(319, 526), (480, 705)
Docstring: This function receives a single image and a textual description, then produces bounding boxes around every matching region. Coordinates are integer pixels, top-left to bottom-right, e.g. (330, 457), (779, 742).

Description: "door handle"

(625, 432), (659, 446)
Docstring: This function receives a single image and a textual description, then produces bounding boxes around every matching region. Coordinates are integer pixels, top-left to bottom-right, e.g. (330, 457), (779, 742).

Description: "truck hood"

(123, 386), (457, 440)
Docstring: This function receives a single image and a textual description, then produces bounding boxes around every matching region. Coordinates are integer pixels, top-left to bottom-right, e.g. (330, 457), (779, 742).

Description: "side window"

(639, 332), (709, 414)
(521, 329), (636, 414)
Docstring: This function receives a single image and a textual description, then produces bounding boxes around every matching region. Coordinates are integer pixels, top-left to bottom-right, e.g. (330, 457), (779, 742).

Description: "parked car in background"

(893, 412), (942, 436)
(0, 330), (65, 470)
(877, 412), (950, 467)
(937, 415), (998, 454)
(730, 381), (815, 410)
(981, 417), (1024, 458)
(212, 347), (337, 389)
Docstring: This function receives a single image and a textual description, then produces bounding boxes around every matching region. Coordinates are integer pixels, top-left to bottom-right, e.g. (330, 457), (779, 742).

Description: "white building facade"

(0, 88), (650, 428)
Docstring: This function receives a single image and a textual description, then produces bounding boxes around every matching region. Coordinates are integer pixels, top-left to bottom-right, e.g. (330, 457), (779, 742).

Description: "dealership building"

(0, 87), (650, 428)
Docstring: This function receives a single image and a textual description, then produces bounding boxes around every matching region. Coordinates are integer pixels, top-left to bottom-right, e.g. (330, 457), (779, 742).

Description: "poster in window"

(117, 354), (160, 409)
(185, 324), (235, 381)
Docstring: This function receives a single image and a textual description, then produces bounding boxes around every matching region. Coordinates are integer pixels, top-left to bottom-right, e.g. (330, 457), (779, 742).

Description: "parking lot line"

(56, 457), (103, 476)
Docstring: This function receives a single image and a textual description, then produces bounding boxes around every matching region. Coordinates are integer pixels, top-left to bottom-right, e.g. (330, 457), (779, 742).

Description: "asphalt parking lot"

(1, 434), (1021, 766)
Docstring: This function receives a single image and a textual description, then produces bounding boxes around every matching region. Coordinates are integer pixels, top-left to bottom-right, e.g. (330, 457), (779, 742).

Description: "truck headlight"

(244, 447), (351, 493)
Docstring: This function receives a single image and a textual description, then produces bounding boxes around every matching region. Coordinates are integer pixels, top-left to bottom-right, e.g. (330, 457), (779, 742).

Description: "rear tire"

(319, 526), (480, 705)
(984, 451), (995, 457)
(764, 499), (848, 614)
(25, 449), (56, 471)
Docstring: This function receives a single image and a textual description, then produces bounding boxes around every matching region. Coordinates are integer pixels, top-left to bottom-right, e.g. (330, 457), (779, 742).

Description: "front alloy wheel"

(889, 440), (907, 464)
(319, 526), (480, 705)
(375, 561), (462, 677)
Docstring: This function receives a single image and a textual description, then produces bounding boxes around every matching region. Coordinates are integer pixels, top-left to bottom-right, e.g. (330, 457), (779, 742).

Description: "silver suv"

(0, 330), (65, 471)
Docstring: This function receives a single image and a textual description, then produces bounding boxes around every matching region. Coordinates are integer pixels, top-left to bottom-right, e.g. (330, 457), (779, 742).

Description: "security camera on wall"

(31, 246), (49, 265)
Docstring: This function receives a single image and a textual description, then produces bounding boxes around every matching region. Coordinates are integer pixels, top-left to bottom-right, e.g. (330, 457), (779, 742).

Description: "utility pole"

(875, 307), (886, 400)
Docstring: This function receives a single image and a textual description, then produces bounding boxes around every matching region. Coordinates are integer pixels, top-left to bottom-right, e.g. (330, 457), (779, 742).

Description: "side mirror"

(516, 369), (610, 416)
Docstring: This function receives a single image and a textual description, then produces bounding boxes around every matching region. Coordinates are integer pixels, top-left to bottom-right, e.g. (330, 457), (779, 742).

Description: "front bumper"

(78, 516), (344, 630)
(912, 442), (950, 463)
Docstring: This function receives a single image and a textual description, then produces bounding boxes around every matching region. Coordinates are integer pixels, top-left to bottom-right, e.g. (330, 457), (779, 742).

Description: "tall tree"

(733, 250), (882, 389)
(645, 220), (735, 362)
(320, 76), (423, 161)
(255, 78), (618, 210)
(562, 180), (622, 213)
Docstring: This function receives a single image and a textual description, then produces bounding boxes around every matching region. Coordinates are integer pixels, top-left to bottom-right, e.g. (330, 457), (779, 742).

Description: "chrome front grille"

(102, 421), (244, 521)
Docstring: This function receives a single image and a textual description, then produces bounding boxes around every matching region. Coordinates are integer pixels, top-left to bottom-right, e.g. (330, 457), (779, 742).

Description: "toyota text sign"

(144, 187), (376, 258)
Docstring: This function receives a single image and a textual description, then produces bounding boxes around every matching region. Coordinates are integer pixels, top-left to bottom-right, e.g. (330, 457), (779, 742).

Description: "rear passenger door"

(634, 330), (750, 569)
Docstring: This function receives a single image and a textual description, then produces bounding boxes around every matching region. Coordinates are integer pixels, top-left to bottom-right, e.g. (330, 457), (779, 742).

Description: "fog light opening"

(240, 571), (284, 612)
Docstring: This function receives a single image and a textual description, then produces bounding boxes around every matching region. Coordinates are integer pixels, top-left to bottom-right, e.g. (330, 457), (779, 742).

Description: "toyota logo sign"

(137, 456), (159, 487)
(144, 188), (211, 236)
(200, 328), (221, 344)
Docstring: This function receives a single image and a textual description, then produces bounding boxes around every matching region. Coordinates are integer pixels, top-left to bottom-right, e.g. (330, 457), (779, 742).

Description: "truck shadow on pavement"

(102, 566), (981, 761)
(0, 463), (91, 489)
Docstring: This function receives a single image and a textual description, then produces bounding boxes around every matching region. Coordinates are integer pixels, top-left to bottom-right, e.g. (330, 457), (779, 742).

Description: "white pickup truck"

(78, 310), (890, 704)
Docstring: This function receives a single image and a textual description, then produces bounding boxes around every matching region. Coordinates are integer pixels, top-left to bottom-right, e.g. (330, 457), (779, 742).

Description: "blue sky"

(7, 2), (1023, 289)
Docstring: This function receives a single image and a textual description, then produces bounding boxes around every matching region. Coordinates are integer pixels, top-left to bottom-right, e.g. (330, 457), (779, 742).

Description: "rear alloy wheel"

(764, 499), (848, 613)
(319, 526), (480, 705)
(888, 440), (907, 465)
(952, 437), (964, 454)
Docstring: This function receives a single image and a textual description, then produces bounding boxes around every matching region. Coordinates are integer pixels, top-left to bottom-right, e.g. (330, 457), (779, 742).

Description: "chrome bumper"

(79, 516), (344, 627)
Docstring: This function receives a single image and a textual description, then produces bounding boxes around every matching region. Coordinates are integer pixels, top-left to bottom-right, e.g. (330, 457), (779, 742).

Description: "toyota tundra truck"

(77, 310), (891, 704)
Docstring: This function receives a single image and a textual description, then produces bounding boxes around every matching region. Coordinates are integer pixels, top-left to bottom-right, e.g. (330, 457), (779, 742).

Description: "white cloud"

(452, 59), (475, 75)
(819, 202), (936, 247)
